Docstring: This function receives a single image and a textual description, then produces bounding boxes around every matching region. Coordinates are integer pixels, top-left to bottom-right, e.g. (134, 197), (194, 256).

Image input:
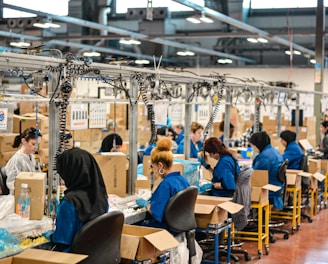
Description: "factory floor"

(227, 205), (328, 264)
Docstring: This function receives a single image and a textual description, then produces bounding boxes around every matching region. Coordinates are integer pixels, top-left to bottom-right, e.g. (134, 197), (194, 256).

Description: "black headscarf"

(280, 130), (296, 145)
(56, 148), (108, 223)
(100, 133), (123, 152)
(249, 131), (271, 152)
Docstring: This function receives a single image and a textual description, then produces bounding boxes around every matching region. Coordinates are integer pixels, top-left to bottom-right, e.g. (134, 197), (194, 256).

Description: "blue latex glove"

(199, 155), (211, 170)
(136, 198), (149, 208)
(200, 183), (213, 192)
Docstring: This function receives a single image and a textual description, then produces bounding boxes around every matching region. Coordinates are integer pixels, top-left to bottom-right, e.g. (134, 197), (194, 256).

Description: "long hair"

(203, 137), (233, 157)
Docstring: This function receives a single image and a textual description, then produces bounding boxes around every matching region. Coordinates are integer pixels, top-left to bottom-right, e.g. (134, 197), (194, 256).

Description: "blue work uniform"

(283, 141), (303, 169)
(252, 144), (284, 209)
(175, 130), (184, 145)
(211, 154), (239, 197)
(176, 139), (203, 159)
(143, 143), (156, 156)
(52, 200), (83, 252)
(145, 171), (190, 232)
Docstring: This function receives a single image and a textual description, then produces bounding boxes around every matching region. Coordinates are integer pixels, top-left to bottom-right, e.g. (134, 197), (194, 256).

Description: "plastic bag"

(169, 233), (203, 264)
(174, 158), (200, 187)
(0, 195), (15, 221)
(0, 228), (22, 258)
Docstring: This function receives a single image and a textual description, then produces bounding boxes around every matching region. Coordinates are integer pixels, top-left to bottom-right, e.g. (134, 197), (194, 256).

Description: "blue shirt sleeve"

(53, 200), (83, 252)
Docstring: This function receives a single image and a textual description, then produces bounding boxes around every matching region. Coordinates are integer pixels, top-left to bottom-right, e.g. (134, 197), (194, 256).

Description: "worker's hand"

(136, 198), (149, 208)
(200, 183), (213, 192)
(199, 155), (211, 170)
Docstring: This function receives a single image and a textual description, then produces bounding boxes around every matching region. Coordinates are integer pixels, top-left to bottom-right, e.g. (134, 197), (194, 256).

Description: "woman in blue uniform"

(280, 130), (303, 169)
(203, 137), (239, 197)
(136, 137), (190, 231)
(52, 148), (108, 252)
(249, 131), (284, 209)
(176, 121), (203, 160)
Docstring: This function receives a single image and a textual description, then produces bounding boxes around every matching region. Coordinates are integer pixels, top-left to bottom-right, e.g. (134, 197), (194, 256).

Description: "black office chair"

(269, 159), (290, 242)
(0, 166), (9, 195)
(71, 210), (124, 264)
(163, 186), (198, 264)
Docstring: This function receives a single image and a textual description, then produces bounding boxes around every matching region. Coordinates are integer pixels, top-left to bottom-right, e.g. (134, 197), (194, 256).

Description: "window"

(3, 0), (69, 18)
(251, 0), (328, 9)
(116, 0), (204, 13)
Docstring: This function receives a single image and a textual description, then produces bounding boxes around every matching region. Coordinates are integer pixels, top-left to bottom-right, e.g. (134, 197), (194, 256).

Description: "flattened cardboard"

(251, 170), (268, 187)
(312, 172), (326, 182)
(298, 139), (313, 151)
(121, 225), (179, 261)
(286, 170), (303, 187)
(10, 248), (87, 264)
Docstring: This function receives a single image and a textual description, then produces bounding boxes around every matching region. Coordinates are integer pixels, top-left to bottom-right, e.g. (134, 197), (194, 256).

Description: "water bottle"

(246, 147), (253, 159)
(17, 183), (30, 219)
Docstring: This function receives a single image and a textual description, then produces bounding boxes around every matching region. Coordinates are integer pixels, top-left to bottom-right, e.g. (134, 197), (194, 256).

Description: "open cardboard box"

(308, 158), (321, 174)
(286, 169), (308, 187)
(298, 139), (314, 152)
(251, 170), (281, 203)
(301, 171), (326, 190)
(194, 195), (243, 228)
(120, 224), (179, 262)
(0, 249), (87, 264)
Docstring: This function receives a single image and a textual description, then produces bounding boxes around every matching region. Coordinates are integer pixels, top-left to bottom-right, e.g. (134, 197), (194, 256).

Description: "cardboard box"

(311, 172), (326, 190)
(0, 151), (16, 166)
(194, 195), (243, 228)
(286, 169), (304, 187)
(120, 224), (179, 262)
(14, 172), (46, 220)
(73, 128), (102, 142)
(308, 159), (321, 174)
(13, 114), (49, 135)
(0, 133), (18, 152)
(93, 152), (128, 197)
(321, 160), (328, 174)
(135, 179), (151, 194)
(76, 141), (102, 154)
(143, 156), (184, 180)
(298, 139), (313, 152)
(39, 148), (49, 165)
(251, 170), (281, 203)
(0, 248), (87, 264)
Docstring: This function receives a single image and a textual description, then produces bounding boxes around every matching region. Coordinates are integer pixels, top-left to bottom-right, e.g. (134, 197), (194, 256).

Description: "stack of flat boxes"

(0, 134), (18, 166)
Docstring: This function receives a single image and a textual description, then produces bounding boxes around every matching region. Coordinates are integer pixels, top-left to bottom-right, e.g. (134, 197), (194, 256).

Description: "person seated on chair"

(249, 131), (284, 210)
(176, 121), (204, 161)
(202, 137), (240, 197)
(143, 126), (177, 156)
(52, 148), (108, 252)
(136, 137), (190, 232)
(280, 130), (303, 169)
(173, 124), (184, 145)
(99, 133), (123, 152)
(4, 127), (42, 195)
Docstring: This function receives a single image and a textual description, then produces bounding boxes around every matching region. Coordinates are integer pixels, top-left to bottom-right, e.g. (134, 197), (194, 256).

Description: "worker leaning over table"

(249, 131), (284, 210)
(136, 137), (190, 232)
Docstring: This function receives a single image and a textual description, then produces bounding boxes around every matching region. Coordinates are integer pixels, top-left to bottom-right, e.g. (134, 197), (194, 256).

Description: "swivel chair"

(71, 210), (124, 264)
(163, 186), (198, 264)
(0, 166), (9, 195)
(269, 159), (290, 242)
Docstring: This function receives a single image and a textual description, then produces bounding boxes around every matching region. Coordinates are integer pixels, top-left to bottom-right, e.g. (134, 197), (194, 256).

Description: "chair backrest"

(71, 210), (124, 264)
(277, 159), (288, 184)
(299, 154), (309, 172)
(0, 166), (9, 195)
(163, 186), (198, 233)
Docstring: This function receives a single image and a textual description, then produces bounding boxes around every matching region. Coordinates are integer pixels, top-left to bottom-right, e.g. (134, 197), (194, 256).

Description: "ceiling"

(0, 0), (326, 69)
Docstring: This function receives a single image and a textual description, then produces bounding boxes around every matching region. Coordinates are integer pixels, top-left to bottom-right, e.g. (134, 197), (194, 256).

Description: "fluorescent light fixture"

(258, 38), (268, 43)
(199, 16), (213, 23)
(177, 50), (195, 56)
(119, 38), (141, 45)
(310, 59), (316, 64)
(285, 50), (291, 55)
(33, 18), (60, 29)
(135, 59), (150, 65)
(217, 58), (233, 64)
(83, 51), (101, 57)
(285, 50), (301, 56)
(247, 38), (258, 43)
(9, 41), (31, 47)
(186, 16), (201, 24)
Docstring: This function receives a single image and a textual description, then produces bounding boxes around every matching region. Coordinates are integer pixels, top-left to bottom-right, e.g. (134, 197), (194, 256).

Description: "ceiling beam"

(1, 3), (255, 64)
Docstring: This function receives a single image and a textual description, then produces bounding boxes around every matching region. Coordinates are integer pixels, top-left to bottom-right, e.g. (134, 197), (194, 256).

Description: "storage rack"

(0, 51), (320, 206)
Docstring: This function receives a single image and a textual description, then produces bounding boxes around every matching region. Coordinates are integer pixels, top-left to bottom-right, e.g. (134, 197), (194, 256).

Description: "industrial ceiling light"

(176, 50), (195, 56)
(217, 58), (233, 64)
(33, 17), (60, 29)
(247, 38), (258, 43)
(119, 38), (141, 45)
(285, 50), (301, 55)
(310, 59), (316, 64)
(135, 59), (150, 64)
(247, 37), (268, 43)
(258, 38), (268, 43)
(186, 12), (213, 24)
(83, 51), (101, 57)
(9, 40), (31, 48)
